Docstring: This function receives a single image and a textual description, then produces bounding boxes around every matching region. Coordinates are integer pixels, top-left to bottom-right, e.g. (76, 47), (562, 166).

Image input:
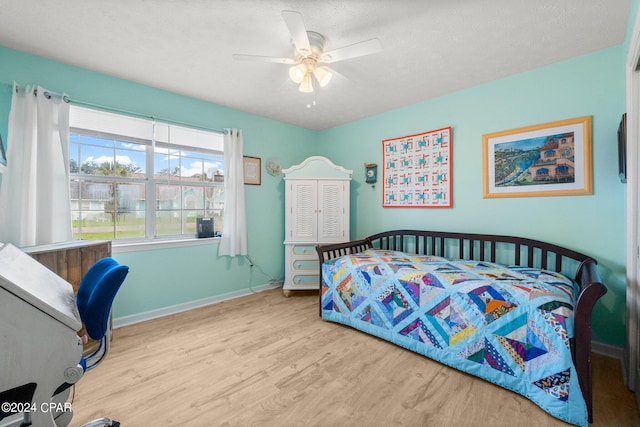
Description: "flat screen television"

(618, 113), (627, 183)
(0, 134), (5, 166)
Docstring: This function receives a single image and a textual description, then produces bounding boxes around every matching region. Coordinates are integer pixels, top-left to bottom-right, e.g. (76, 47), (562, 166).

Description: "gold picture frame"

(482, 116), (592, 198)
(243, 156), (261, 185)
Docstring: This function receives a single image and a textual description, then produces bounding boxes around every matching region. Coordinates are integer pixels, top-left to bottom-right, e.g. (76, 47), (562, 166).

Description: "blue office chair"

(47, 257), (129, 427)
(74, 257), (128, 427)
(76, 257), (129, 373)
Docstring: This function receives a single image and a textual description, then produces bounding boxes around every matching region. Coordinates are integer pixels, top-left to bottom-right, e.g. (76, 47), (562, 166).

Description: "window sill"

(112, 236), (220, 253)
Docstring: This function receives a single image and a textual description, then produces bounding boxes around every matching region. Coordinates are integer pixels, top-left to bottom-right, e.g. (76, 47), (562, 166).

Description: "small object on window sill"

(197, 217), (216, 238)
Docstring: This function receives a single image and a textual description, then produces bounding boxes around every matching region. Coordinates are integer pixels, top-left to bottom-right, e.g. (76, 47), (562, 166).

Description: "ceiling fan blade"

(281, 10), (311, 56)
(320, 38), (382, 64)
(323, 65), (352, 84)
(232, 54), (296, 65)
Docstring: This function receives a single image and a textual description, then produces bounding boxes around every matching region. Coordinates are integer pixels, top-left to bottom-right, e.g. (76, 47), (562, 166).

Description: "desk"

(0, 243), (83, 427)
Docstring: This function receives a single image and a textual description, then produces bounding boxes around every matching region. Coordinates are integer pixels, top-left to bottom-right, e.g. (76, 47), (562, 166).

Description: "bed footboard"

(573, 258), (608, 422)
(315, 239), (371, 266)
(316, 229), (607, 423)
(315, 239), (370, 316)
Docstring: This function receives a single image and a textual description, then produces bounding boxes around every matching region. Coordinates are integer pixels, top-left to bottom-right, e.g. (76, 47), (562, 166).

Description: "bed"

(316, 230), (607, 426)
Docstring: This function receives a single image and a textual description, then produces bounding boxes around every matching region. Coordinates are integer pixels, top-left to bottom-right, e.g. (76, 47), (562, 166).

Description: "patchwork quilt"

(321, 249), (587, 426)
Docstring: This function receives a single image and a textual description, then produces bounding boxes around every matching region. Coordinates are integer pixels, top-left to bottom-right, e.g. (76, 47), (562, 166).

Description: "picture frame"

(365, 163), (378, 184)
(382, 126), (452, 208)
(243, 156), (261, 185)
(482, 116), (592, 198)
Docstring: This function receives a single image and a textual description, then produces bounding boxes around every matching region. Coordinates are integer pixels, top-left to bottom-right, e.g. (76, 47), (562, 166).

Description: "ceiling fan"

(233, 10), (382, 93)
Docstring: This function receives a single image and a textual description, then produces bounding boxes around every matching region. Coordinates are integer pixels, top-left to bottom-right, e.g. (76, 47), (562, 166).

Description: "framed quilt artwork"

(382, 126), (452, 208)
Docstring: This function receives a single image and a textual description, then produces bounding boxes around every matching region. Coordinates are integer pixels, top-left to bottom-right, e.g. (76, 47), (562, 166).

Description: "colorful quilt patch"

(511, 267), (579, 300)
(463, 284), (518, 324)
(358, 304), (387, 329)
(459, 338), (515, 376)
(398, 271), (444, 307)
(425, 296), (478, 346)
(356, 263), (390, 293)
(410, 255), (449, 263)
(534, 369), (571, 402)
(347, 253), (379, 265)
(386, 262), (423, 274)
(436, 271), (479, 286)
(538, 300), (574, 347)
(400, 318), (442, 348)
(376, 284), (413, 326)
(493, 314), (559, 372)
(336, 273), (366, 311)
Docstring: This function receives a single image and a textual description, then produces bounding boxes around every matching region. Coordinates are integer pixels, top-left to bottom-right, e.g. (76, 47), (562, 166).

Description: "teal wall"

(0, 46), (318, 320)
(0, 4), (636, 346)
(316, 46), (628, 345)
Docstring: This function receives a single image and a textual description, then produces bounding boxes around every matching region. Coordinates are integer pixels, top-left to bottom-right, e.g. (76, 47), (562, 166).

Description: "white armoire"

(282, 156), (352, 296)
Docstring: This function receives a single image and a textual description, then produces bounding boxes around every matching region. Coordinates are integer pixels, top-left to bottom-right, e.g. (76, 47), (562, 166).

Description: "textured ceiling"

(0, 0), (631, 130)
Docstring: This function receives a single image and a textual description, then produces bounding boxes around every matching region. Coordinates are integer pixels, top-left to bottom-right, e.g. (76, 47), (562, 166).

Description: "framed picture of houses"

(482, 116), (593, 198)
(382, 126), (452, 208)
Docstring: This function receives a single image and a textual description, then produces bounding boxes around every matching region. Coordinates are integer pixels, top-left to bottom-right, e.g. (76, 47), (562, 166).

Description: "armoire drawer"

(291, 258), (319, 271)
(291, 245), (317, 257)
(292, 274), (319, 286)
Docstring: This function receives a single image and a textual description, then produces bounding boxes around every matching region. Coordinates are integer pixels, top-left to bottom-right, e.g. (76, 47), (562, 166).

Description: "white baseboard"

(590, 342), (628, 387)
(591, 340), (624, 360)
(113, 282), (281, 328)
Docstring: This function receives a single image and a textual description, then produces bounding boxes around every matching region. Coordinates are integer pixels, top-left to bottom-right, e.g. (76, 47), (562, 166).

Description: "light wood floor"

(70, 288), (639, 427)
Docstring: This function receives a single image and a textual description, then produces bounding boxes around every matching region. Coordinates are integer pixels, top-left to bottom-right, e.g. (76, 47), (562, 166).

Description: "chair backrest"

(76, 257), (129, 341)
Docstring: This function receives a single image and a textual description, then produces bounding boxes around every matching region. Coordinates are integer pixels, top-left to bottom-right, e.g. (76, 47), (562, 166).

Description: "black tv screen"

(618, 113), (627, 183)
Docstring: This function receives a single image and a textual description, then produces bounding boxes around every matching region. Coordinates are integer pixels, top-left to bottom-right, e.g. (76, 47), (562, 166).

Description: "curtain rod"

(11, 83), (226, 135)
(15, 85), (69, 102)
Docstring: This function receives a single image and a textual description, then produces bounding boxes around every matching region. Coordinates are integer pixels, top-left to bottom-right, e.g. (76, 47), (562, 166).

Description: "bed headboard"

(366, 229), (595, 280)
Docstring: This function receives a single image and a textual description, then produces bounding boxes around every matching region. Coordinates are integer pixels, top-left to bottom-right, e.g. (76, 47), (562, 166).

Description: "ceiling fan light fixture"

(298, 73), (314, 93)
(313, 66), (332, 87)
(233, 11), (382, 96)
(289, 64), (306, 83)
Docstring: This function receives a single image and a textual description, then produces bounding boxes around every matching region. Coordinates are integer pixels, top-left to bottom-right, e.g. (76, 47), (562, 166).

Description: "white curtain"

(218, 128), (247, 256)
(0, 85), (72, 247)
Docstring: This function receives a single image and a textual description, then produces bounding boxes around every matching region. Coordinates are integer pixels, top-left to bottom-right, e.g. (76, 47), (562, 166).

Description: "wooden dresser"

(22, 240), (111, 293)
(22, 240), (112, 355)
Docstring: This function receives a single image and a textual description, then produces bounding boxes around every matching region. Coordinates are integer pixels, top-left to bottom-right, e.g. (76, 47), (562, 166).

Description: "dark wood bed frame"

(316, 229), (607, 423)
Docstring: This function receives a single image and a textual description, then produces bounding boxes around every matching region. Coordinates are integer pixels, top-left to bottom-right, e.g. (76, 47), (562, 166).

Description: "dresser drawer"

(292, 274), (319, 286)
(291, 245), (316, 257)
(291, 258), (319, 271)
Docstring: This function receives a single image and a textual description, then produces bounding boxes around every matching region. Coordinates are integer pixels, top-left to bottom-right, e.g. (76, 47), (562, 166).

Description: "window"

(69, 106), (224, 241)
(560, 148), (572, 158)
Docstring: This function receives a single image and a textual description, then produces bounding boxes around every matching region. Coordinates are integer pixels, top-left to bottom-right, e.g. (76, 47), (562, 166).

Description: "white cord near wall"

(245, 254), (283, 293)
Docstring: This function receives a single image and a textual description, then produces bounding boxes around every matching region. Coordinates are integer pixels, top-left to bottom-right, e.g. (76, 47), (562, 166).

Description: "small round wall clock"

(365, 163), (377, 184)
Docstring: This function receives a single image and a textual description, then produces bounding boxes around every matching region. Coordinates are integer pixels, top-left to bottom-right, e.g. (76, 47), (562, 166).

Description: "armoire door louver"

(318, 181), (344, 239)
(290, 181), (317, 241)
